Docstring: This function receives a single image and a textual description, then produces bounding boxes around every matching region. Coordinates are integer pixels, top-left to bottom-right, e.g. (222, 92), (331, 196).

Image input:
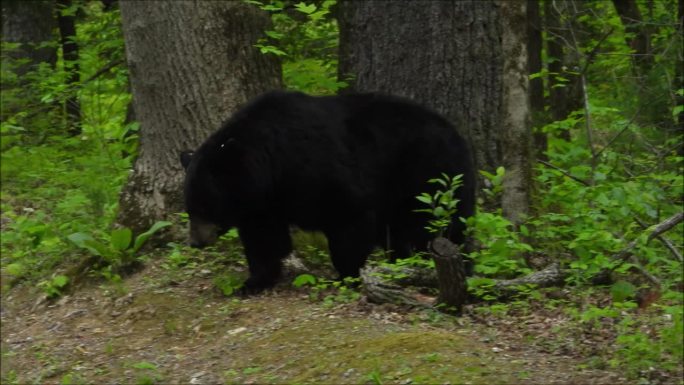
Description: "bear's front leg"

(238, 219), (292, 295)
(326, 212), (377, 279)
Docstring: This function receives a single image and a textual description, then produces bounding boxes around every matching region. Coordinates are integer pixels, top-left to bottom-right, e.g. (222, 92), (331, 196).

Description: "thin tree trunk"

(500, 0), (532, 226)
(545, 0), (582, 139)
(678, 0), (684, 134)
(57, 0), (81, 136)
(612, 0), (653, 73)
(118, 1), (281, 233)
(528, 0), (547, 158)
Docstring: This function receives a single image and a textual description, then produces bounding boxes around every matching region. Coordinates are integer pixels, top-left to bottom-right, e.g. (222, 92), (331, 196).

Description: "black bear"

(180, 91), (475, 294)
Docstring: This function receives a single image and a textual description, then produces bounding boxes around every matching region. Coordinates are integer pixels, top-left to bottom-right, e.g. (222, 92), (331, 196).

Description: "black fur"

(181, 91), (475, 294)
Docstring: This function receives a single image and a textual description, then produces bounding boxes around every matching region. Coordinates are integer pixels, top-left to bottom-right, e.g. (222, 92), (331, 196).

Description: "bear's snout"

(188, 219), (219, 248)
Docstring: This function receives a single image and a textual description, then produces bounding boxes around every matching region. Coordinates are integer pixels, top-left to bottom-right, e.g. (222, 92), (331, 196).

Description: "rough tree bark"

(0, 0), (56, 76)
(500, 0), (532, 226)
(1, 0), (57, 121)
(118, 1), (281, 233)
(338, 0), (508, 310)
(338, 0), (502, 176)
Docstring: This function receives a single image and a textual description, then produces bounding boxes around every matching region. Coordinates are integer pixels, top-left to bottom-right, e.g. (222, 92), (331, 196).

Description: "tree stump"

(430, 237), (468, 315)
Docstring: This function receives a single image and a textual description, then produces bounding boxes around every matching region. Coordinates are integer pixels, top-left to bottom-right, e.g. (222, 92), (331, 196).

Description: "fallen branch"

(612, 211), (683, 266)
(493, 262), (565, 293)
(634, 217), (683, 262)
(359, 266), (432, 308)
(606, 211), (683, 286)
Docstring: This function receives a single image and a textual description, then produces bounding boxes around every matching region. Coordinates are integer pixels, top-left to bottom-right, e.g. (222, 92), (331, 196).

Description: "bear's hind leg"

(239, 219), (292, 294)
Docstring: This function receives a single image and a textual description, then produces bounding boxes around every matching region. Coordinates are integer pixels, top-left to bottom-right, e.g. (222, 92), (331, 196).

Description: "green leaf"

(294, 2), (317, 14)
(519, 225), (529, 237)
(293, 273), (317, 288)
(255, 44), (287, 56)
(611, 280), (637, 303)
(52, 275), (69, 288)
(264, 30), (284, 40)
(67, 232), (94, 247)
(132, 361), (157, 370)
(83, 239), (110, 257)
(5, 262), (25, 277)
(110, 228), (132, 251)
(416, 195), (432, 204)
(68, 232), (106, 256)
(132, 221), (172, 253)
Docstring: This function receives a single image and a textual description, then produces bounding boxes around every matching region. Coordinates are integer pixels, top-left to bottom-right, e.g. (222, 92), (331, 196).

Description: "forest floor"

(0, 255), (673, 385)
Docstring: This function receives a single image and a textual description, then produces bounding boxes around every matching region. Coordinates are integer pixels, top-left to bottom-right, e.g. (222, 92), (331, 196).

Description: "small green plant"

(422, 352), (441, 363)
(67, 221), (172, 270)
(293, 274), (360, 306)
(292, 273), (317, 288)
(479, 166), (505, 201)
(162, 243), (191, 269)
(213, 273), (244, 296)
(466, 212), (533, 278)
(132, 361), (161, 385)
(366, 368), (383, 385)
(415, 173), (463, 237)
(242, 366), (262, 375)
(60, 372), (85, 385)
(37, 274), (69, 298)
(249, 0), (346, 95)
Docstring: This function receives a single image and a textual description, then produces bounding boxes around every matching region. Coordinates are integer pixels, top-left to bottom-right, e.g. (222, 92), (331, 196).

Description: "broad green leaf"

(68, 232), (106, 256)
(52, 275), (69, 288)
(110, 228), (132, 251)
(293, 273), (317, 288)
(294, 2), (317, 14)
(133, 221), (172, 253)
(264, 30), (284, 40)
(67, 232), (94, 247)
(83, 239), (110, 257)
(416, 195), (432, 204)
(611, 280), (637, 303)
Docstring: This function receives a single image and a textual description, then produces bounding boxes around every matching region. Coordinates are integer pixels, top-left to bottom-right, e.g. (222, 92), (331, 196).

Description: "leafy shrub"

(67, 221), (172, 271)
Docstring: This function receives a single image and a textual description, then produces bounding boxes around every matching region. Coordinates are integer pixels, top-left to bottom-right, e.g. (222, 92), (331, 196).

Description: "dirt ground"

(1, 259), (635, 385)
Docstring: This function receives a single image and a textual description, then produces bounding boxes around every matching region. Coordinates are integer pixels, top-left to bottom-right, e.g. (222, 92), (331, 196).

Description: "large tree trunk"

(500, 0), (532, 226)
(338, 0), (506, 311)
(1, 0), (57, 122)
(118, 1), (281, 233)
(0, 0), (56, 75)
(338, 0), (502, 177)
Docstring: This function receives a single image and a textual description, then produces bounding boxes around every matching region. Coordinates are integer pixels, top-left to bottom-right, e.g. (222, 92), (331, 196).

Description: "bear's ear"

(180, 151), (194, 170)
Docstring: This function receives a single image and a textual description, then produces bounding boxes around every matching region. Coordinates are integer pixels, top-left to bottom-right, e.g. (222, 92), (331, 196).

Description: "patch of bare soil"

(2, 260), (628, 384)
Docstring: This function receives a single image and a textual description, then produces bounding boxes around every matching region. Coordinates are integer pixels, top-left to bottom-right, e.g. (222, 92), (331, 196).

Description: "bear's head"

(180, 137), (270, 248)
(180, 147), (235, 248)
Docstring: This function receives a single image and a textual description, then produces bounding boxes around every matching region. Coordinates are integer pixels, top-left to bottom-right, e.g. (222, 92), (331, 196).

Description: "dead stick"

(634, 217), (683, 262)
(611, 212), (684, 276)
